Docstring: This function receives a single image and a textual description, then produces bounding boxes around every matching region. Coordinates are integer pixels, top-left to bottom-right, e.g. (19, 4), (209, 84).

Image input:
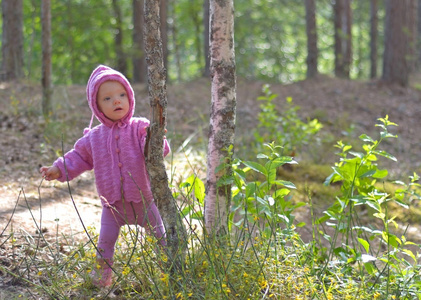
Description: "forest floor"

(2, 74), (421, 297)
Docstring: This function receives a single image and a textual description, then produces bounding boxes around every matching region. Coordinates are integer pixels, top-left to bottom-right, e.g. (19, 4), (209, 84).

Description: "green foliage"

(230, 142), (304, 234)
(253, 84), (322, 156)
(317, 116), (421, 299)
(3, 115), (421, 299)
(19, 0), (386, 84)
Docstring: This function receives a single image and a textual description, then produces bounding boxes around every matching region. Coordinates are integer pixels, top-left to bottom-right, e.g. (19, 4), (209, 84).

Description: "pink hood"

(84, 65), (135, 132)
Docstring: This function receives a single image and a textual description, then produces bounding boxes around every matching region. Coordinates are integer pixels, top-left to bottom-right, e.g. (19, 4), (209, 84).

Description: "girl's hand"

(40, 166), (61, 181)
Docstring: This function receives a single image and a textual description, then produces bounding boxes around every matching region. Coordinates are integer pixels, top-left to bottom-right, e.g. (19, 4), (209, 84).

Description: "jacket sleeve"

(53, 135), (93, 182)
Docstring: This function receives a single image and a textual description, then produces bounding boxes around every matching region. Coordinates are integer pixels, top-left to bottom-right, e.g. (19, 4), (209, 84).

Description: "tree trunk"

(333, 0), (352, 78)
(171, 3), (182, 81)
(305, 0), (318, 78)
(133, 0), (147, 83)
(1, 0), (24, 81)
(203, 0), (211, 77)
(418, 0), (421, 67)
(407, 0), (417, 72)
(204, 0), (237, 236)
(143, 0), (186, 271)
(41, 0), (52, 119)
(160, 0), (168, 74)
(191, 5), (202, 75)
(383, 0), (410, 86)
(112, 0), (127, 74)
(370, 0), (378, 78)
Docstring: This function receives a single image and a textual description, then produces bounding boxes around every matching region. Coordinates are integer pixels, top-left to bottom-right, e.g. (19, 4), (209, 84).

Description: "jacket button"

(115, 135), (120, 140)
(118, 162), (122, 168)
(116, 148), (120, 153)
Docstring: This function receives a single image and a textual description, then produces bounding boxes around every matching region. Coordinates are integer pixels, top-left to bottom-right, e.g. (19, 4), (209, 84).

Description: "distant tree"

(418, 0), (421, 66)
(133, 0), (147, 83)
(305, 0), (318, 78)
(112, 0), (127, 74)
(161, 0), (168, 73)
(191, 3), (203, 76)
(169, 2), (182, 81)
(333, 0), (352, 78)
(1, 0), (24, 81)
(41, 0), (52, 119)
(203, 0), (210, 77)
(407, 0), (417, 72)
(382, 0), (411, 86)
(204, 0), (237, 236)
(370, 0), (378, 78)
(143, 0), (187, 270)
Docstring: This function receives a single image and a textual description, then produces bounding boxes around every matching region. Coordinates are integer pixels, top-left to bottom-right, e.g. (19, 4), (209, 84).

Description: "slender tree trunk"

(191, 5), (202, 74)
(418, 0), (421, 66)
(1, 0), (24, 81)
(160, 0), (169, 73)
(27, 0), (37, 79)
(133, 0), (147, 83)
(204, 0), (237, 236)
(305, 0), (318, 78)
(169, 1), (182, 81)
(370, 0), (378, 78)
(334, 0), (352, 78)
(407, 0), (417, 72)
(41, 0), (52, 119)
(143, 0), (187, 271)
(203, 0), (210, 77)
(112, 0), (127, 74)
(66, 0), (76, 82)
(383, 0), (410, 86)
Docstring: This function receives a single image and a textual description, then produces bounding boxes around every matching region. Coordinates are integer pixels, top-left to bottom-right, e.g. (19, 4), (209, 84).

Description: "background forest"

(2, 0), (421, 299)
(4, 0), (388, 84)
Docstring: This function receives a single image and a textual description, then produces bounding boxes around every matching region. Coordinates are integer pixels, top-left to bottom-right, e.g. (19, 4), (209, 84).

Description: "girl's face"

(97, 81), (130, 122)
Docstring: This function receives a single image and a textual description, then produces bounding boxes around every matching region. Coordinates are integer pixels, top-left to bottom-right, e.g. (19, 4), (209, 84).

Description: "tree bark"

(133, 0), (147, 83)
(407, 0), (417, 72)
(370, 0), (378, 79)
(41, 0), (52, 119)
(1, 0), (24, 81)
(204, 0), (237, 236)
(383, 0), (410, 86)
(160, 0), (169, 74)
(203, 0), (211, 77)
(418, 0), (421, 67)
(333, 0), (352, 78)
(305, 0), (318, 78)
(112, 0), (127, 74)
(169, 1), (182, 81)
(143, 0), (187, 271)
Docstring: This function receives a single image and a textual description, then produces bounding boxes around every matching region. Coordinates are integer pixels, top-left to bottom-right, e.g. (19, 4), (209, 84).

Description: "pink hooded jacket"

(53, 65), (170, 206)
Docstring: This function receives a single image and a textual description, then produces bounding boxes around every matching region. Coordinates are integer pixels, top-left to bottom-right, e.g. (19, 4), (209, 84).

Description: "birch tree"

(143, 0), (187, 270)
(204, 0), (237, 236)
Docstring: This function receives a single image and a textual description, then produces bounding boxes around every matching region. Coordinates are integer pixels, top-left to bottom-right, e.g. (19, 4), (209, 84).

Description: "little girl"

(40, 65), (169, 287)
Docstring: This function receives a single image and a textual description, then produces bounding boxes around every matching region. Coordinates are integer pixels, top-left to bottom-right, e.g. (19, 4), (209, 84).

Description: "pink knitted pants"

(97, 201), (166, 259)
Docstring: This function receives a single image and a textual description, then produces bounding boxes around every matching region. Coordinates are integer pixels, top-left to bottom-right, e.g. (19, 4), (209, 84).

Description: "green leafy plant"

(317, 115), (421, 299)
(253, 84), (322, 157)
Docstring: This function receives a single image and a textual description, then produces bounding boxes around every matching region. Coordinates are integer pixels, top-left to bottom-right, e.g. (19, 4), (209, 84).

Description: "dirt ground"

(1, 74), (421, 295)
